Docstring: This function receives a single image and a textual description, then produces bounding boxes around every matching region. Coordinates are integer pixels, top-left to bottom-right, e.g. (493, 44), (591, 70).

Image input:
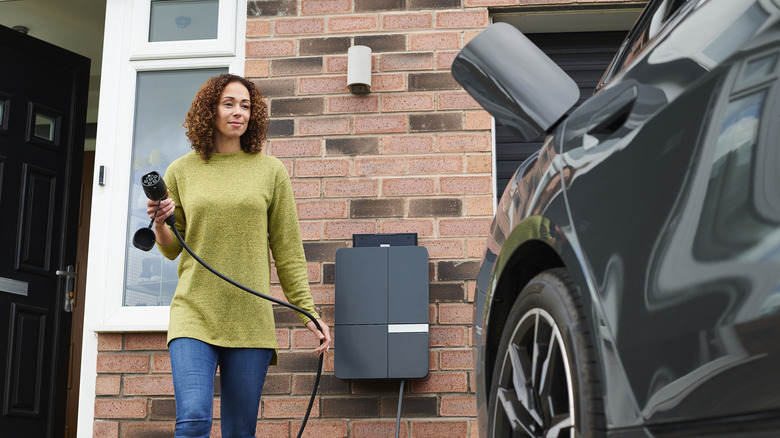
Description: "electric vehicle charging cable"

(169, 222), (324, 438)
(396, 379), (405, 438)
(135, 172), (323, 438)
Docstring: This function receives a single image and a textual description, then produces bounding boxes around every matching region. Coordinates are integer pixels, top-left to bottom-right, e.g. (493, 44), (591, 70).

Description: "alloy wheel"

(491, 308), (574, 438)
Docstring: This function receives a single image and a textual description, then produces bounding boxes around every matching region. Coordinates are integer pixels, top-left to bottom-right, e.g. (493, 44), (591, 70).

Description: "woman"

(147, 73), (331, 437)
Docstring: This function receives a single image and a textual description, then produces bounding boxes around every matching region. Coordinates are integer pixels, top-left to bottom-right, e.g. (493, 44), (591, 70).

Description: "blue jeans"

(169, 337), (273, 438)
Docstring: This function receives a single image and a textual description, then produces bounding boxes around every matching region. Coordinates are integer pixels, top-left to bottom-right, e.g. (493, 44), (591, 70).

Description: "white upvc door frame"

(77, 1), (246, 436)
(94, 55), (244, 333)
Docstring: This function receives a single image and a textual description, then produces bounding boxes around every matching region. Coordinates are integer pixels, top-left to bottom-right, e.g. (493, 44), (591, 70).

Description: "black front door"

(0, 25), (89, 437)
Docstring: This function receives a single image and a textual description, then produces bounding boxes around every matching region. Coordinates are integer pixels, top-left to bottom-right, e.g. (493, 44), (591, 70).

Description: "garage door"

(495, 31), (627, 199)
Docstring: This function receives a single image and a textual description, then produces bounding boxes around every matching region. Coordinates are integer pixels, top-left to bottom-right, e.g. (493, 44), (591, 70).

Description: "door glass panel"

(0, 95), (7, 132)
(33, 113), (56, 142)
(123, 67), (226, 307)
(149, 0), (219, 42)
(0, 94), (7, 131)
(26, 103), (60, 147)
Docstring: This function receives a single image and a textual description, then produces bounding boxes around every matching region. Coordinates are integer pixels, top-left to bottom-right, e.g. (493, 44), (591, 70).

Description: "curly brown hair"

(183, 74), (268, 161)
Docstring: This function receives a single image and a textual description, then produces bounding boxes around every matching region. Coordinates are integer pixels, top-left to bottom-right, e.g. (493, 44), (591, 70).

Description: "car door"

(638, 42), (780, 428)
(561, 0), (780, 428)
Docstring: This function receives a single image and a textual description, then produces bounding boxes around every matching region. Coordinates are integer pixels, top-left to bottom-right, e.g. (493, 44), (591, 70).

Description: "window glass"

(614, 0), (690, 75)
(26, 104), (60, 146)
(149, 0), (219, 42)
(123, 67), (226, 307)
(0, 95), (7, 132)
(33, 113), (57, 142)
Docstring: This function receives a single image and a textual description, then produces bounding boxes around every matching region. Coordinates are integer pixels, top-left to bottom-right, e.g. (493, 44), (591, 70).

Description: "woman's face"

(215, 81), (251, 142)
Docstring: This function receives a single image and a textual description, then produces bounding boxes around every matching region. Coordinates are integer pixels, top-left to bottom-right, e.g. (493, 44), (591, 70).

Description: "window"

(26, 103), (60, 148)
(87, 0), (244, 329)
(33, 113), (57, 142)
(131, 0), (238, 60)
(600, 0), (692, 85)
(124, 68), (226, 307)
(149, 0), (219, 42)
(0, 91), (9, 133)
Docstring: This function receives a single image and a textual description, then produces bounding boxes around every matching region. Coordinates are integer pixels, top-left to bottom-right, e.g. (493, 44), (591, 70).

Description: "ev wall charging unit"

(334, 234), (429, 380)
(335, 234), (429, 438)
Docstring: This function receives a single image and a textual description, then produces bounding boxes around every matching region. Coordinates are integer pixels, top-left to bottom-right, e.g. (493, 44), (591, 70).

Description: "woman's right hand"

(146, 189), (175, 227)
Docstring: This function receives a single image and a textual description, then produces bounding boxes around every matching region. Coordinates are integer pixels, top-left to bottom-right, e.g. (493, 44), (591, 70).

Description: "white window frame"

(87, 0), (245, 333)
(100, 57), (243, 331)
(79, 1), (246, 435)
(131, 0), (238, 60)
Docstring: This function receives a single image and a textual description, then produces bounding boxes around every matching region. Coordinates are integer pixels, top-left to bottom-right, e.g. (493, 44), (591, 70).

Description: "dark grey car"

(452, 0), (780, 436)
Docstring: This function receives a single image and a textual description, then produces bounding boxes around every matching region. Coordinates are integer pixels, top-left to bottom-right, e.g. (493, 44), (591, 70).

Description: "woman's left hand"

(305, 319), (331, 355)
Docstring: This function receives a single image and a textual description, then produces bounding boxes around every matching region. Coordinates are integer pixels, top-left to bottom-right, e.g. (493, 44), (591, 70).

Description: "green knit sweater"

(157, 150), (319, 364)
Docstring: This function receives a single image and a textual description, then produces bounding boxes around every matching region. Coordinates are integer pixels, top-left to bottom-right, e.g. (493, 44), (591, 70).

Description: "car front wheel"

(487, 268), (604, 438)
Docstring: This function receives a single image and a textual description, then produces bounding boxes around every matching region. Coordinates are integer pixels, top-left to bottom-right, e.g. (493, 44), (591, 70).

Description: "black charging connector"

(141, 171), (176, 227)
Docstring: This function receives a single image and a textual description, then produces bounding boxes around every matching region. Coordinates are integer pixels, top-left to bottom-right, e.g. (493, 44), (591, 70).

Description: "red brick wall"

(92, 1), (644, 437)
(246, 0), (492, 437)
(245, 1), (490, 435)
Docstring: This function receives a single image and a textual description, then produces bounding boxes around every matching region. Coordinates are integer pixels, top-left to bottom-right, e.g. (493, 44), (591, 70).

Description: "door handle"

(56, 265), (76, 312)
(587, 85), (638, 136)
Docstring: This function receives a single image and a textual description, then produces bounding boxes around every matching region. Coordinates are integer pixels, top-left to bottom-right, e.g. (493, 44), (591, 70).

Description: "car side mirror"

(452, 22), (580, 141)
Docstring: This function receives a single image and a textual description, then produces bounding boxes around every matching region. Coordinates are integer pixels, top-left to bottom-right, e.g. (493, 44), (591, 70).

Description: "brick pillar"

(93, 333), (175, 438)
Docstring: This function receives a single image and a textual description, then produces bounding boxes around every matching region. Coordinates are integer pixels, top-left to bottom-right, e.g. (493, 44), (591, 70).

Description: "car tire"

(487, 268), (605, 437)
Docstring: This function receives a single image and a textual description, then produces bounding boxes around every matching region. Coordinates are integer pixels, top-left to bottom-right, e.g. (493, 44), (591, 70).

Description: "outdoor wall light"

(347, 45), (372, 94)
